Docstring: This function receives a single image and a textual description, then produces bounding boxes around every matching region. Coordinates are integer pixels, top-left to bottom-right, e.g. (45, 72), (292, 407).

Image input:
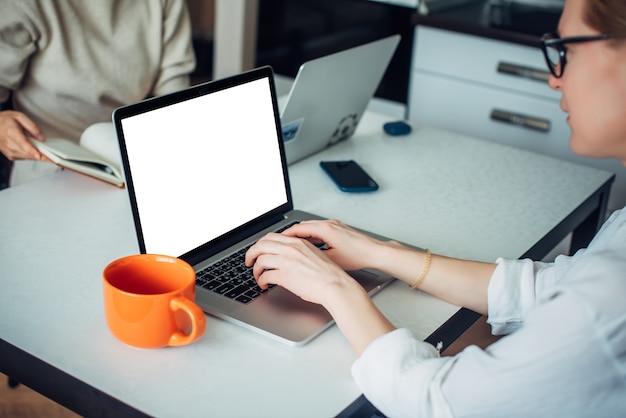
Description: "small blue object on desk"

(383, 120), (412, 136)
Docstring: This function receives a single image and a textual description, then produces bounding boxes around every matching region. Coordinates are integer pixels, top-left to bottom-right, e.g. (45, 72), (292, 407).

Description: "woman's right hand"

(281, 219), (388, 272)
(0, 110), (44, 160)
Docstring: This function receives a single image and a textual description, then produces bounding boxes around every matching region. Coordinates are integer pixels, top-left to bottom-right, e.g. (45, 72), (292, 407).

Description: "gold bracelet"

(410, 249), (431, 289)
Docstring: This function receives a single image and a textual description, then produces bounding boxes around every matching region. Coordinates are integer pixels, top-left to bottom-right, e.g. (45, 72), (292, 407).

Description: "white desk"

(0, 111), (613, 417)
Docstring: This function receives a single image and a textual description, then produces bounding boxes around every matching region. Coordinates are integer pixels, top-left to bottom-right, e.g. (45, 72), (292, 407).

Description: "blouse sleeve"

(151, 0), (196, 96)
(352, 210), (625, 417)
(487, 252), (580, 335)
(0, 8), (38, 103)
(351, 251), (613, 418)
(351, 328), (456, 418)
(352, 253), (581, 417)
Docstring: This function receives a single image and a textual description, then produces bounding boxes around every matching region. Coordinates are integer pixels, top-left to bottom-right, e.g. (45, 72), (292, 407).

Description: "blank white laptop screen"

(120, 77), (288, 257)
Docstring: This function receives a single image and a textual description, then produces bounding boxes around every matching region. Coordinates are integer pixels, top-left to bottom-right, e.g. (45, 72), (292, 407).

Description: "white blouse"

(352, 208), (626, 418)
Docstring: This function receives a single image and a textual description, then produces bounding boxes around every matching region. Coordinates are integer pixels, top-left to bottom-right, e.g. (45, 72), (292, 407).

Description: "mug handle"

(168, 296), (207, 346)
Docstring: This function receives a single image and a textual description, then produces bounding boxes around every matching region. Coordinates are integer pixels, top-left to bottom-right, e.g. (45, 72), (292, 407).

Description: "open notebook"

(112, 66), (395, 346)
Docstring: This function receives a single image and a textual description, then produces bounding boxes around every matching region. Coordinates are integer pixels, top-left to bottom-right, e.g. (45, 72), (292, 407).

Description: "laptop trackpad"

(230, 269), (387, 345)
(232, 286), (333, 345)
(348, 269), (386, 293)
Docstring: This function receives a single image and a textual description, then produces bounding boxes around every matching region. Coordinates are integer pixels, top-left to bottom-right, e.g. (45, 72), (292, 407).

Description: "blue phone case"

(320, 160), (379, 192)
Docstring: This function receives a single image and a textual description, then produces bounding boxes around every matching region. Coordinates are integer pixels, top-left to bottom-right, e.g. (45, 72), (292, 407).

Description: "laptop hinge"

(181, 212), (287, 267)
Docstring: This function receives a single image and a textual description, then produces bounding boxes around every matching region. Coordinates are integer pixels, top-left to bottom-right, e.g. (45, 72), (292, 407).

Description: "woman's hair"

(584, 0), (626, 42)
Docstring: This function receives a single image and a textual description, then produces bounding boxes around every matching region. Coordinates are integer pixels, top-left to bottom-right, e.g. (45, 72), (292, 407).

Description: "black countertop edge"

(412, 13), (542, 48)
(0, 338), (149, 418)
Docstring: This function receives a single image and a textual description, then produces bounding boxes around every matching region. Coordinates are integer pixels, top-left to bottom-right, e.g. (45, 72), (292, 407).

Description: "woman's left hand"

(244, 232), (357, 306)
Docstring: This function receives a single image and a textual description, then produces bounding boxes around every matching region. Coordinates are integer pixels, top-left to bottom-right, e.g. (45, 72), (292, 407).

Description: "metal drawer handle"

(497, 62), (550, 83)
(490, 109), (551, 133)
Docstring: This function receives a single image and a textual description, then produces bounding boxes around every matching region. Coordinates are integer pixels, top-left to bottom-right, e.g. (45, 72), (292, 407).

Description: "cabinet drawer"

(409, 72), (626, 211)
(409, 71), (569, 155)
(413, 26), (557, 101)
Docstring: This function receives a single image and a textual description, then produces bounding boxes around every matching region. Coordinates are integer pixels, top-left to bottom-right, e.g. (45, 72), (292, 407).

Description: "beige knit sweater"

(0, 0), (196, 184)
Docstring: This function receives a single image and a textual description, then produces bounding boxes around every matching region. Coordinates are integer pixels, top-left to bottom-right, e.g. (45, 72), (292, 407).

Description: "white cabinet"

(408, 25), (625, 212)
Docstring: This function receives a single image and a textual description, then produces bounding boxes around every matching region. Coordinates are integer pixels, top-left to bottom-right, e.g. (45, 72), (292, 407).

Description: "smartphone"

(319, 160), (379, 192)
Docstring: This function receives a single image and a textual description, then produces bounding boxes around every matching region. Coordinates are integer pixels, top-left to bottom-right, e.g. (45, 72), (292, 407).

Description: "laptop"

(112, 66), (394, 346)
(280, 34), (401, 165)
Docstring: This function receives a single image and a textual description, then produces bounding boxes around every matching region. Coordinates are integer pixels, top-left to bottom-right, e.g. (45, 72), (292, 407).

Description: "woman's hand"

(281, 219), (387, 272)
(244, 229), (358, 306)
(0, 110), (44, 160)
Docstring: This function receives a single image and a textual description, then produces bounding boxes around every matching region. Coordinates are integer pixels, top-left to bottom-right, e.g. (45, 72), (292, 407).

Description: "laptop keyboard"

(195, 222), (298, 304)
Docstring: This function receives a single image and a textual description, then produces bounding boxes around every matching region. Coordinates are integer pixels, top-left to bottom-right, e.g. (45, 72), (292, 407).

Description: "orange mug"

(103, 254), (206, 348)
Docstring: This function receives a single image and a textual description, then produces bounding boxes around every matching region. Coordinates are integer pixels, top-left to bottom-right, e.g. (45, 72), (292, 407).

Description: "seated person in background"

(0, 0), (196, 186)
(245, 0), (626, 416)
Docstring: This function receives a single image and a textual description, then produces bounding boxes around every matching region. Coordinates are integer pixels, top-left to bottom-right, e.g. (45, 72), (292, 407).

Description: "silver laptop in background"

(280, 34), (401, 165)
(113, 66), (395, 346)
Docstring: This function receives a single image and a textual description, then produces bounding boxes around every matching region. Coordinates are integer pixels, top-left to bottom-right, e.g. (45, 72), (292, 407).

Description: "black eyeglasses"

(540, 32), (611, 78)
